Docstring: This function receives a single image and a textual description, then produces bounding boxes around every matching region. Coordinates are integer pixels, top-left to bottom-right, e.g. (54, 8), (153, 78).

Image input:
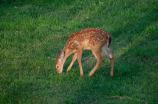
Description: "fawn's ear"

(57, 49), (62, 58)
(57, 49), (64, 60)
(59, 50), (65, 60)
(57, 49), (65, 60)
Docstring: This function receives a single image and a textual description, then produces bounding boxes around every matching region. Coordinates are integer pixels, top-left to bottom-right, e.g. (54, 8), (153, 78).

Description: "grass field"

(0, 0), (158, 103)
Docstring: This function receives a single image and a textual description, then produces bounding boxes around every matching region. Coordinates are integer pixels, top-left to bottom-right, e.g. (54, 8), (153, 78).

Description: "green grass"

(0, 0), (158, 103)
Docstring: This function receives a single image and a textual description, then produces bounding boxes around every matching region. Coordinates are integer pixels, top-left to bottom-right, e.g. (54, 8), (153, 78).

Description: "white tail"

(55, 28), (114, 77)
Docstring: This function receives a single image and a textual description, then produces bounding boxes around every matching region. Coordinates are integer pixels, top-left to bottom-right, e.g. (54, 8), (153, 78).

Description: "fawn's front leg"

(77, 49), (83, 76)
(67, 53), (77, 72)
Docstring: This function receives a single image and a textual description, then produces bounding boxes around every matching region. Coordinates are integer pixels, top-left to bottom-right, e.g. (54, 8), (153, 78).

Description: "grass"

(0, 0), (158, 103)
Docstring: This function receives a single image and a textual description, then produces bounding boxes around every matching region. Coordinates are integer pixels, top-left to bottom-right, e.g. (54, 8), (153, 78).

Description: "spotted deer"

(55, 28), (114, 77)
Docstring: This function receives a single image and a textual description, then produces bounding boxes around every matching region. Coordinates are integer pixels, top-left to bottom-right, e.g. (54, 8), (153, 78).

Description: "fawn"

(55, 28), (114, 77)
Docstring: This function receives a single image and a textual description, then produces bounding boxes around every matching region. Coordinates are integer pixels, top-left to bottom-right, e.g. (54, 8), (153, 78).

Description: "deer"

(55, 27), (114, 77)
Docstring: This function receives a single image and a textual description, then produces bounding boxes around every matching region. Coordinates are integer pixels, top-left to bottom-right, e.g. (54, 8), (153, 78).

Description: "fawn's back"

(63, 28), (110, 50)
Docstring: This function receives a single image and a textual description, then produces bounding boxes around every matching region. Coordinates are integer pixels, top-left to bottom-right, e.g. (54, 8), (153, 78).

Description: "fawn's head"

(55, 49), (65, 74)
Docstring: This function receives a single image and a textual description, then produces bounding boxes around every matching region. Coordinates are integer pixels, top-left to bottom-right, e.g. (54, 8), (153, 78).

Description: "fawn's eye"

(56, 66), (59, 69)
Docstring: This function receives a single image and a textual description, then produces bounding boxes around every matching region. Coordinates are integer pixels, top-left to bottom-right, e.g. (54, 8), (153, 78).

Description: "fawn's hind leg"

(89, 48), (103, 77)
(102, 44), (114, 76)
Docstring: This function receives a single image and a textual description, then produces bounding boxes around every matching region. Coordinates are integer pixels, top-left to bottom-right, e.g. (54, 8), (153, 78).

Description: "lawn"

(0, 0), (158, 103)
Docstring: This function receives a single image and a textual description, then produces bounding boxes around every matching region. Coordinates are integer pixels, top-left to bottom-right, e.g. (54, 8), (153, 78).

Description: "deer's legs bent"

(89, 49), (103, 77)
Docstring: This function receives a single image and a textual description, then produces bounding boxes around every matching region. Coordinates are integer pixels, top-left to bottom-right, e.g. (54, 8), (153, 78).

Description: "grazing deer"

(55, 28), (114, 77)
